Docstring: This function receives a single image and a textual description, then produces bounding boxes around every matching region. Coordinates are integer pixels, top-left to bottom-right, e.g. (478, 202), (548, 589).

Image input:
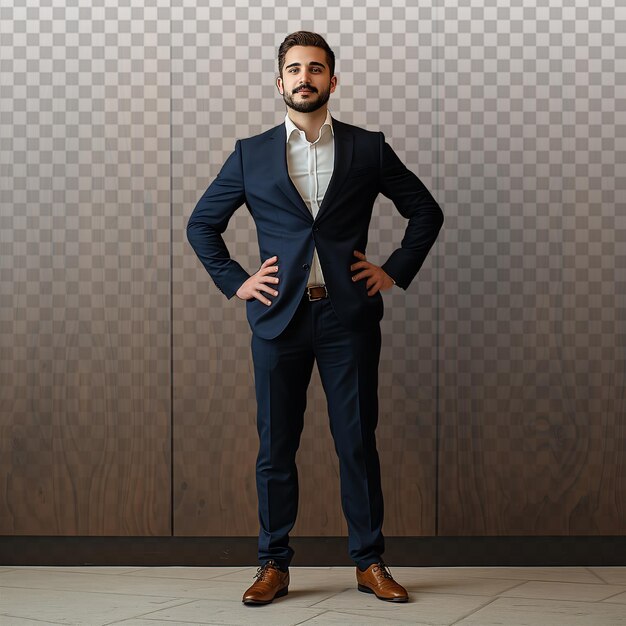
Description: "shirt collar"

(284, 108), (334, 143)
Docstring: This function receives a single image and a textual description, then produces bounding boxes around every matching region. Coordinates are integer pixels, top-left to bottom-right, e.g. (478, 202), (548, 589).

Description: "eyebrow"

(284, 61), (326, 70)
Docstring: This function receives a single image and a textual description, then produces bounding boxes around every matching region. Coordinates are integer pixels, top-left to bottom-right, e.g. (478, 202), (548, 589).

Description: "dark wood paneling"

(0, 240), (172, 535)
(437, 152), (625, 534)
(0, 41), (171, 535)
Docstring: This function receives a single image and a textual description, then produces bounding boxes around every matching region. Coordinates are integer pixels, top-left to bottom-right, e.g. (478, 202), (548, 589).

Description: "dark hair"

(277, 31), (335, 79)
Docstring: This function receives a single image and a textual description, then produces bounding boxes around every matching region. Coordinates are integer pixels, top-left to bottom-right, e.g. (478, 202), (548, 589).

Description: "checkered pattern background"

(1, 0), (624, 537)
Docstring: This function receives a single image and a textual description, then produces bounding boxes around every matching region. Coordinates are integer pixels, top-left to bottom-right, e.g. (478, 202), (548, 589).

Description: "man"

(186, 31), (443, 605)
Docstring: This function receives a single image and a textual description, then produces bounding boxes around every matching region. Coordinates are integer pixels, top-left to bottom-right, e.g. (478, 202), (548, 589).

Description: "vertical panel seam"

(434, 0), (440, 538)
(169, 13), (174, 538)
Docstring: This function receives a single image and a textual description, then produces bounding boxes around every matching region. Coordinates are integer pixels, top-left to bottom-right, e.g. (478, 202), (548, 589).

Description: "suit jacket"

(186, 115), (444, 340)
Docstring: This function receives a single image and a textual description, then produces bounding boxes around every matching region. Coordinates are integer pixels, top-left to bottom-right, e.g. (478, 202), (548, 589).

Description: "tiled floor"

(0, 566), (625, 625)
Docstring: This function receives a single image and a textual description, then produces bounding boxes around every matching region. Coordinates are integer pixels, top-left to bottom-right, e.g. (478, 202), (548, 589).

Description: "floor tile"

(601, 591), (626, 605)
(124, 566), (252, 580)
(3, 566), (625, 626)
(295, 609), (430, 625)
(115, 597), (324, 625)
(0, 569), (237, 600)
(309, 588), (493, 624)
(0, 586), (190, 626)
(373, 571), (526, 597)
(0, 615), (62, 626)
(0, 616), (64, 626)
(8, 566), (147, 575)
(589, 567), (626, 585)
(500, 580), (626, 602)
(454, 596), (626, 625)
(387, 566), (604, 585)
(185, 567), (258, 583)
(105, 617), (232, 626)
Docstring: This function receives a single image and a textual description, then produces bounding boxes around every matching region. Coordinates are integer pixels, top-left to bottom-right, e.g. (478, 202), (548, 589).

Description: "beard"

(282, 82), (331, 113)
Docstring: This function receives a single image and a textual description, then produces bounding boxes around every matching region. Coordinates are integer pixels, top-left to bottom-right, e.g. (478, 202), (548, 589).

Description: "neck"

(286, 106), (329, 142)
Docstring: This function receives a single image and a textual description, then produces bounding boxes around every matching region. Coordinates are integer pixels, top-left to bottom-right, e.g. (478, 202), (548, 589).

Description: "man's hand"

(236, 255), (280, 306)
(350, 250), (395, 296)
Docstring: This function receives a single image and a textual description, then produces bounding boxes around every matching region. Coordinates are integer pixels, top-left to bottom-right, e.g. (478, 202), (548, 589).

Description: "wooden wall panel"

(0, 5), (171, 535)
(2, 2), (623, 543)
(436, 6), (625, 534)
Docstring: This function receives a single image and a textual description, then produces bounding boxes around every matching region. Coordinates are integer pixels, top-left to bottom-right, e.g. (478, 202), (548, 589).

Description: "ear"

(276, 76), (283, 94)
(330, 75), (337, 93)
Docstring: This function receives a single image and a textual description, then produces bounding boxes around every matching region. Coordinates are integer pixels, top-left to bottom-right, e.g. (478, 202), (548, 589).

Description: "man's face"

(277, 45), (337, 114)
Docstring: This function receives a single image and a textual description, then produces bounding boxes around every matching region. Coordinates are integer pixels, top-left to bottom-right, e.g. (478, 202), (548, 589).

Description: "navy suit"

(187, 115), (443, 569)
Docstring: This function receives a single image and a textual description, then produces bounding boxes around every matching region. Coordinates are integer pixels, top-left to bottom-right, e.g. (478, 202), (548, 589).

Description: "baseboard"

(1, 536), (624, 566)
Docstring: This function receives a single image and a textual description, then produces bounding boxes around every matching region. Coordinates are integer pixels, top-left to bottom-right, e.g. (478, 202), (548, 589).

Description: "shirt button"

(302, 263), (309, 271)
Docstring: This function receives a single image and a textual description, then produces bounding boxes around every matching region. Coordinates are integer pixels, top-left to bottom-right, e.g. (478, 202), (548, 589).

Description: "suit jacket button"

(302, 263), (309, 270)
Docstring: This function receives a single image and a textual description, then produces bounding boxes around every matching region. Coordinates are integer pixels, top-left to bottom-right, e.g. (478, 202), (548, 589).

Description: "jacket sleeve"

(186, 139), (251, 299)
(378, 131), (444, 289)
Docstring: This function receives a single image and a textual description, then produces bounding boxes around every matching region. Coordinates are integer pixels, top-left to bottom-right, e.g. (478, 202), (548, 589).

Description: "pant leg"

(250, 295), (314, 569)
(312, 298), (385, 570)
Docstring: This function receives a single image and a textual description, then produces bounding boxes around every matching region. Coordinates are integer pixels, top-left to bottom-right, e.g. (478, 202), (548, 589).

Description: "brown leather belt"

(306, 285), (328, 301)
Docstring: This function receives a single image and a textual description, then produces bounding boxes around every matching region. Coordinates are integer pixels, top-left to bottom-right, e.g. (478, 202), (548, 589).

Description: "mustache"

(294, 85), (317, 93)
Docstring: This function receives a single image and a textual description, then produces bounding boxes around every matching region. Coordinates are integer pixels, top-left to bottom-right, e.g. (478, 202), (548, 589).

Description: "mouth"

(296, 89), (315, 94)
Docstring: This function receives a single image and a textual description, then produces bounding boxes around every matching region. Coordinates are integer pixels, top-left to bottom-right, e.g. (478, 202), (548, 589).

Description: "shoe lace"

(253, 560), (279, 582)
(373, 562), (394, 580)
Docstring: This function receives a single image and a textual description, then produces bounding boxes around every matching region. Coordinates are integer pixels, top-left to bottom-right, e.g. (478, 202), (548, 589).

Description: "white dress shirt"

(284, 109), (334, 287)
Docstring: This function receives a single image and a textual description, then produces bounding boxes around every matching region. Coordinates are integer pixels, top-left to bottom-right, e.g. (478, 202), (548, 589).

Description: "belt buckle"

(307, 285), (327, 301)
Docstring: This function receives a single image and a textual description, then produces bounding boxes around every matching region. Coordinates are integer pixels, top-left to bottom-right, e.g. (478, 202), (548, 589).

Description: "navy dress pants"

(251, 291), (385, 571)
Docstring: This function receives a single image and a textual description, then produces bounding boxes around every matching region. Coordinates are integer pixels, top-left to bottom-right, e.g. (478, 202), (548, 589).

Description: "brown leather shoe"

(242, 559), (289, 605)
(356, 562), (409, 602)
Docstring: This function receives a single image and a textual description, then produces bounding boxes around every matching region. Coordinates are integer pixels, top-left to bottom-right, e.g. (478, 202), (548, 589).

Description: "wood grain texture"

(0, 240), (172, 535)
(437, 172), (626, 535)
(0, 42), (172, 532)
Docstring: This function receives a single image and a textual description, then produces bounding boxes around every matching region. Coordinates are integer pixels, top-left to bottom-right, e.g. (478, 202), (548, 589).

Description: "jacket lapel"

(317, 117), (353, 222)
(268, 115), (354, 222)
(269, 123), (311, 220)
